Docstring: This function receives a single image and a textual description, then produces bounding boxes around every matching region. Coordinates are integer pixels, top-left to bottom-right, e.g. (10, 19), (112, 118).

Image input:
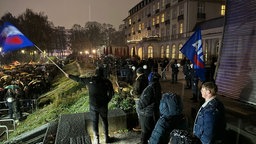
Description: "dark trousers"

(90, 105), (109, 138)
(172, 72), (178, 83)
(139, 115), (155, 144)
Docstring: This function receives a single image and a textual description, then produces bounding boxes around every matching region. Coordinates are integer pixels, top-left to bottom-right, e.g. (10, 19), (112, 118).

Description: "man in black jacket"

(65, 67), (114, 144)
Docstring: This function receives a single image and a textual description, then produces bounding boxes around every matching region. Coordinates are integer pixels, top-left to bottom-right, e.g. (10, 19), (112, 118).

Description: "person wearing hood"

(148, 92), (187, 144)
(65, 67), (114, 144)
(137, 72), (162, 144)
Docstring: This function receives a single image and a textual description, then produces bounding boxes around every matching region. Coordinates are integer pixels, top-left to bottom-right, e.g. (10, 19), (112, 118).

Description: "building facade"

(124, 0), (225, 64)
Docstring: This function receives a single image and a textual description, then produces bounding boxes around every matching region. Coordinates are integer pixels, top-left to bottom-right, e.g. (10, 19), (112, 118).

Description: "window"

(157, 2), (160, 9)
(139, 23), (142, 31)
(129, 19), (132, 25)
(172, 24), (177, 35)
(172, 44), (176, 58)
(142, 22), (145, 29)
(162, 0), (165, 9)
(198, 2), (205, 14)
(161, 13), (165, 23)
(178, 43), (183, 59)
(152, 18), (155, 26)
(148, 46), (153, 58)
(179, 23), (183, 34)
(221, 5), (226, 16)
(179, 5), (184, 15)
(157, 16), (160, 24)
(166, 45), (170, 58)
(205, 42), (208, 62)
(161, 45), (165, 58)
(172, 8), (177, 19)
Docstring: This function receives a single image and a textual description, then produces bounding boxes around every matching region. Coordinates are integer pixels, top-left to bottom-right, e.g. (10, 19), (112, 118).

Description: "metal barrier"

(0, 125), (9, 140)
(0, 119), (15, 140)
(0, 119), (15, 132)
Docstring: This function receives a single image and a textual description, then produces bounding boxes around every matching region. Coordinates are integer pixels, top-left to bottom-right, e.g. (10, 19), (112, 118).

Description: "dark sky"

(0, 0), (140, 29)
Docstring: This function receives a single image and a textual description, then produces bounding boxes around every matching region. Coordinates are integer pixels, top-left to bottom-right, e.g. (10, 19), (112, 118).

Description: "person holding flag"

(180, 27), (205, 102)
(180, 27), (205, 82)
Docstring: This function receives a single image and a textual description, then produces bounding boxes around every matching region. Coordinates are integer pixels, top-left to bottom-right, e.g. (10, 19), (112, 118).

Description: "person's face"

(201, 87), (209, 99)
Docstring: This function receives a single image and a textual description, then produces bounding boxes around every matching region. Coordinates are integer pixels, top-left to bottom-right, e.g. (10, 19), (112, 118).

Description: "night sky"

(0, 0), (140, 29)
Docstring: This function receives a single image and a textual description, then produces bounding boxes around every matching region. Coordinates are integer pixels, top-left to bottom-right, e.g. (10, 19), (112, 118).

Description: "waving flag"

(180, 27), (205, 82)
(0, 22), (34, 54)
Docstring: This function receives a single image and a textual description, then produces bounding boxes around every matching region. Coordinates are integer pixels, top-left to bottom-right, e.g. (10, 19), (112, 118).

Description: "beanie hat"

(136, 67), (144, 74)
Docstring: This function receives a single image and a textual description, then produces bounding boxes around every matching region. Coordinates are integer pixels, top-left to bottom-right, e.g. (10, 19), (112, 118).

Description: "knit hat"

(136, 67), (144, 74)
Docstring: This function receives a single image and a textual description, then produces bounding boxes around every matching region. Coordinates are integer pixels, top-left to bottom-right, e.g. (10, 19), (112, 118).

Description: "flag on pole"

(0, 22), (34, 54)
(180, 27), (205, 82)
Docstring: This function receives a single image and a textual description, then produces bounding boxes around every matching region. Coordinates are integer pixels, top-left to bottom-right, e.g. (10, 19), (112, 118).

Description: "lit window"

(172, 44), (176, 58)
(221, 5), (226, 16)
(139, 24), (142, 31)
(157, 16), (160, 24)
(161, 13), (165, 23)
(152, 18), (155, 26)
(129, 19), (131, 25)
(166, 45), (170, 58)
(161, 46), (165, 58)
(179, 23), (183, 34)
(148, 46), (153, 58)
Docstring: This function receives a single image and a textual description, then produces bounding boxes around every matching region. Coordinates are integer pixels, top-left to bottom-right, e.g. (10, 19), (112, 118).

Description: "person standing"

(65, 67), (114, 144)
(183, 58), (192, 89)
(130, 67), (148, 132)
(5, 88), (23, 121)
(193, 82), (226, 144)
(137, 72), (162, 144)
(171, 59), (179, 83)
(160, 57), (169, 80)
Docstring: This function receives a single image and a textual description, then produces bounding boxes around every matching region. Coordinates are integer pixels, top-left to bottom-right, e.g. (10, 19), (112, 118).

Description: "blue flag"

(0, 22), (34, 54)
(180, 27), (205, 82)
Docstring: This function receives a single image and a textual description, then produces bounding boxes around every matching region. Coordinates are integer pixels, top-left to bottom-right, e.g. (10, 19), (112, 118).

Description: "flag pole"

(34, 45), (67, 75)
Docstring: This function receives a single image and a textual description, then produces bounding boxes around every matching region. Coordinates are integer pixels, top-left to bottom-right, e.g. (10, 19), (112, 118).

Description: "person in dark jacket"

(193, 82), (226, 144)
(171, 59), (179, 83)
(130, 67), (148, 131)
(137, 72), (162, 144)
(148, 92), (187, 144)
(65, 67), (114, 144)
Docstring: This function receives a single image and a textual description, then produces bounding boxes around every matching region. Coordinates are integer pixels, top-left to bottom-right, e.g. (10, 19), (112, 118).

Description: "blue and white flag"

(180, 27), (205, 82)
(0, 22), (34, 54)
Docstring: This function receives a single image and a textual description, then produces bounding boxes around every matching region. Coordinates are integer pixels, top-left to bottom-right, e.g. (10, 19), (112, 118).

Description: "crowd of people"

(0, 62), (59, 121)
(87, 56), (226, 144)
(1, 55), (224, 144)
